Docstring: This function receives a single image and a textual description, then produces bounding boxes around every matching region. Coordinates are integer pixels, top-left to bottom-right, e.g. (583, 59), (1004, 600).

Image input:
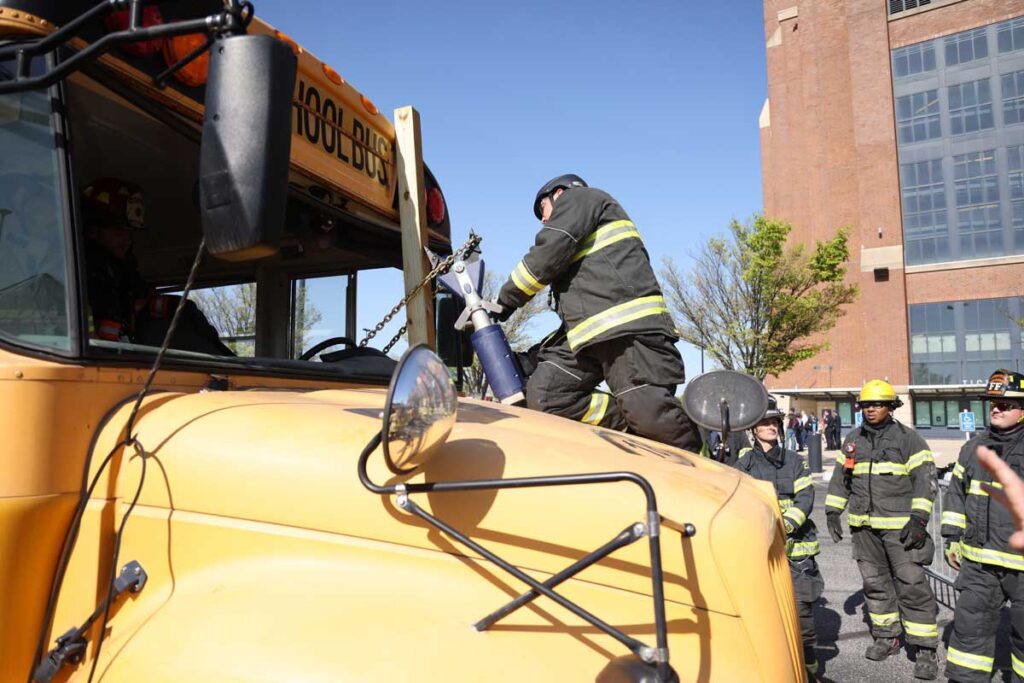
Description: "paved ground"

(808, 477), (1015, 682)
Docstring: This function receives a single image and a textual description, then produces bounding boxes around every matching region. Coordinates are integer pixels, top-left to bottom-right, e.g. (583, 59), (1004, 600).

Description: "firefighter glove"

(899, 515), (929, 550)
(783, 519), (795, 536)
(945, 539), (963, 571)
(826, 512), (843, 543)
(492, 300), (514, 323)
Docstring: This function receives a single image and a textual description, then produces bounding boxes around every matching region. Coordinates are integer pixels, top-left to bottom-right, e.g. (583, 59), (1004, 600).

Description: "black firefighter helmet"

(758, 394), (785, 426)
(979, 369), (1024, 401)
(533, 173), (587, 219)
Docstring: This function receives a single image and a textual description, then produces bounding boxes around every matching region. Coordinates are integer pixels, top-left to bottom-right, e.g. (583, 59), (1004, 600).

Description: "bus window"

(190, 283), (257, 357)
(0, 64), (71, 351)
(290, 275), (349, 360)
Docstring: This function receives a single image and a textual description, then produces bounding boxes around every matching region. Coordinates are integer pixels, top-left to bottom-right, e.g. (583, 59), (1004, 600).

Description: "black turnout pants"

(525, 332), (700, 451)
(851, 527), (939, 648)
(947, 559), (1024, 682)
(792, 556), (824, 666)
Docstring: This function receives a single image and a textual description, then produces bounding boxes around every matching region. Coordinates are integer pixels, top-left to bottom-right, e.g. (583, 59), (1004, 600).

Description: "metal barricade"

(925, 478), (957, 608)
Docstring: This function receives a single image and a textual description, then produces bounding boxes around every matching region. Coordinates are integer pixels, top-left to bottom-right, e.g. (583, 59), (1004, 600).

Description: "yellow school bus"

(0, 2), (805, 681)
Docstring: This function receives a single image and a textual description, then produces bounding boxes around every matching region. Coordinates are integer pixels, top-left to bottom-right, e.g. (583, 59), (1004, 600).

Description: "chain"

(360, 232), (483, 353)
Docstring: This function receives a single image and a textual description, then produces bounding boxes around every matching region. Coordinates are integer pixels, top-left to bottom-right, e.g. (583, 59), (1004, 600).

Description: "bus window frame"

(0, 50), (83, 361)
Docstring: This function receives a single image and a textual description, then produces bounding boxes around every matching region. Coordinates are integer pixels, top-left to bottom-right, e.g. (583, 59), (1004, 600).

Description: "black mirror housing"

(435, 292), (473, 368)
(199, 34), (297, 261)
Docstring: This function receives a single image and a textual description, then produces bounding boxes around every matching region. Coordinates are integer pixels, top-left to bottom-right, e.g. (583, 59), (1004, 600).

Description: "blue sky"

(258, 0), (768, 375)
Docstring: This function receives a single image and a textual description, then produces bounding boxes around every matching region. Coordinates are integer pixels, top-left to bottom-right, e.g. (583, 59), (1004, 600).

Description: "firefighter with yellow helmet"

(941, 369), (1024, 683)
(825, 379), (939, 679)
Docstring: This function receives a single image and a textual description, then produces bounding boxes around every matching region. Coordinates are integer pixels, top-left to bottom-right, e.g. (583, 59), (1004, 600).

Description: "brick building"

(761, 0), (1024, 438)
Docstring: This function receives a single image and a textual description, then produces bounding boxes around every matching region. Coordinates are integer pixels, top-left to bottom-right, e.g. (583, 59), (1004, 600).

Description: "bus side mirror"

(435, 292), (473, 368)
(199, 34), (296, 261)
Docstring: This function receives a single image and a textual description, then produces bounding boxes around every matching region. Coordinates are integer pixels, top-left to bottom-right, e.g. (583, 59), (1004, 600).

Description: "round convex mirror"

(682, 370), (769, 432)
(382, 345), (458, 474)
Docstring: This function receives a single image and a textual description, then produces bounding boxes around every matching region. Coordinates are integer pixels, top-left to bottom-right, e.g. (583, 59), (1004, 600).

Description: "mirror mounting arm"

(357, 429), (680, 682)
(0, 0), (254, 96)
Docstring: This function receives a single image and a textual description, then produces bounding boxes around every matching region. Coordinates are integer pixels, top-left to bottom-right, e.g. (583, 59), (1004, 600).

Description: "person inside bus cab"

(82, 178), (232, 355)
(493, 174), (700, 452)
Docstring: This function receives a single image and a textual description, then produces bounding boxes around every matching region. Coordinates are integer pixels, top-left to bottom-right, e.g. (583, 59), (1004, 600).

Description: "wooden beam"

(394, 105), (435, 350)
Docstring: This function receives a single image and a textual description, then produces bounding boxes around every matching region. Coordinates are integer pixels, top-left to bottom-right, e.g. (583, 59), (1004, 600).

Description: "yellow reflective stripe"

(941, 511), (967, 528)
(825, 494), (848, 510)
(737, 447), (752, 460)
(952, 463), (965, 479)
(947, 646), (994, 673)
(911, 498), (934, 514)
(789, 540), (820, 557)
(852, 461), (908, 476)
(779, 498), (793, 509)
(571, 220), (641, 262)
(581, 392), (609, 426)
(510, 260), (544, 297)
(961, 543), (1024, 570)
(869, 612), (900, 626)
(848, 514), (909, 529)
(906, 449), (934, 472)
(783, 506), (807, 528)
(1013, 652), (1024, 678)
(793, 476), (813, 493)
(902, 620), (938, 638)
(968, 480), (1003, 496)
(566, 295), (668, 349)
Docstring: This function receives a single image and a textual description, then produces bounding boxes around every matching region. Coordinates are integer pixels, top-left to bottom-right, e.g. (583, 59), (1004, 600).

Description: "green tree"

(461, 272), (546, 398)
(193, 282), (322, 357)
(660, 215), (858, 380)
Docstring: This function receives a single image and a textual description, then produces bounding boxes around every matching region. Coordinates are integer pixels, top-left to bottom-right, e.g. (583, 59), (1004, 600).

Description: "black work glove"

(492, 300), (514, 323)
(826, 512), (843, 543)
(899, 515), (929, 551)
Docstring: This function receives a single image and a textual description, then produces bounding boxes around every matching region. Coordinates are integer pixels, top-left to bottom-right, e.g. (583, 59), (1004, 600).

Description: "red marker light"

(427, 187), (446, 226)
(104, 6), (165, 58)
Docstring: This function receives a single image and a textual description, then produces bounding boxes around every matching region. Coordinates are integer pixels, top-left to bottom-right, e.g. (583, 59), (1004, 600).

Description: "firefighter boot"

(864, 636), (900, 661)
(913, 647), (938, 680)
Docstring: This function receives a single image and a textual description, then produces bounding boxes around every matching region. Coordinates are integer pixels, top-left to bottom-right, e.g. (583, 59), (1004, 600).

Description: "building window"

(900, 159), (948, 264)
(888, 0), (931, 16)
(949, 79), (994, 136)
(954, 150), (1002, 258)
(893, 43), (936, 79)
(1004, 71), (1024, 126)
(896, 90), (941, 143)
(963, 299), (1016, 380)
(909, 303), (958, 385)
(908, 297), (1024, 386)
(945, 28), (989, 67)
(1008, 146), (1024, 252)
(998, 18), (1024, 54)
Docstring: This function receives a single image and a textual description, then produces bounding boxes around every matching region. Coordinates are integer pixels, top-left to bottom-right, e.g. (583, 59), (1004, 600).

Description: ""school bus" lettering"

(294, 79), (389, 188)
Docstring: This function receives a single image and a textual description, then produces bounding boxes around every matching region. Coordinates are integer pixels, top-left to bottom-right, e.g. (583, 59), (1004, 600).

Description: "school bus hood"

(93, 387), (787, 619)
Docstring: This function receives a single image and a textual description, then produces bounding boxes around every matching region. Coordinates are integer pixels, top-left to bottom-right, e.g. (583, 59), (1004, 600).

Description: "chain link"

(359, 232), (483, 352)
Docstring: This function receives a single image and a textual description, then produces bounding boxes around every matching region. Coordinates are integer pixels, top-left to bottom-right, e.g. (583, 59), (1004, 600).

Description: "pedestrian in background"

(825, 379), (939, 679)
(822, 409), (835, 449)
(787, 408), (799, 451)
(797, 410), (808, 451)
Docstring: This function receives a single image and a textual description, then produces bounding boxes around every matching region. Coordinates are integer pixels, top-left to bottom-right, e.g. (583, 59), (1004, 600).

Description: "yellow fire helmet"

(859, 379), (903, 408)
(980, 369), (1024, 401)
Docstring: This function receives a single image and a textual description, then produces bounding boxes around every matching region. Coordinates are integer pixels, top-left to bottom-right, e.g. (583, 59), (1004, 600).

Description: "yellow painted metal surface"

(0, 358), (803, 681)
